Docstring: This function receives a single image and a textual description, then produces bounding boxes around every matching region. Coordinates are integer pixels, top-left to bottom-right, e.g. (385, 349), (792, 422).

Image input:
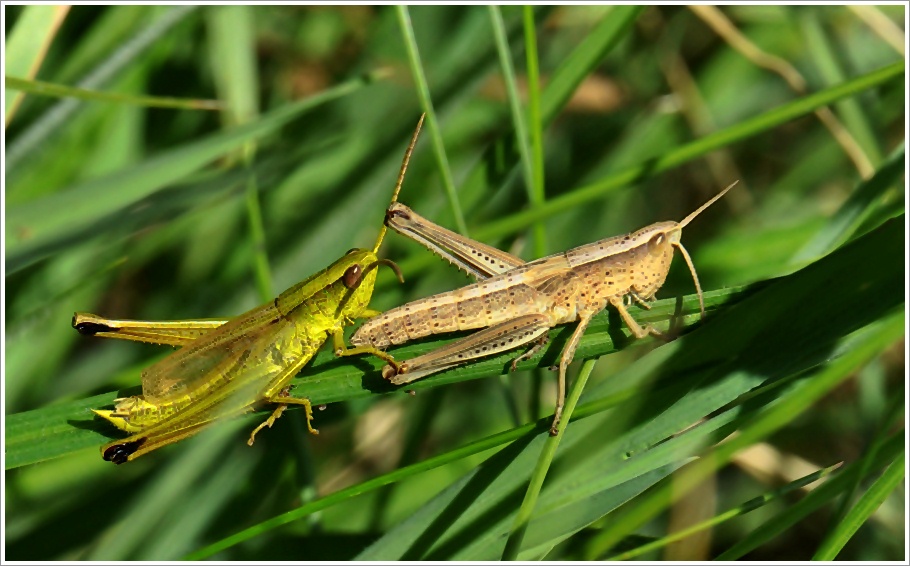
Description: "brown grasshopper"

(350, 181), (738, 435)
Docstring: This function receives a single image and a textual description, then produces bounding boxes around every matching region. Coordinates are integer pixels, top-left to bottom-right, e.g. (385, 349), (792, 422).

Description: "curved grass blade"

(4, 75), (223, 110)
(4, 5), (70, 124)
(396, 5), (468, 236)
(6, 71), (386, 273)
(473, 61), (905, 242)
(812, 449), (905, 560)
(6, 6), (198, 171)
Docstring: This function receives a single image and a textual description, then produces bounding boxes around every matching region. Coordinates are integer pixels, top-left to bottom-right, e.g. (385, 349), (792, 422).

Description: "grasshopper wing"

(138, 302), (302, 403)
(139, 257), (358, 403)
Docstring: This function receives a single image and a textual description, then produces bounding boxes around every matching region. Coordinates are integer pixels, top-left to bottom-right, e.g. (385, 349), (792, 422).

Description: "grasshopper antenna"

(678, 180), (739, 229)
(373, 113), (426, 253)
(675, 180), (739, 319)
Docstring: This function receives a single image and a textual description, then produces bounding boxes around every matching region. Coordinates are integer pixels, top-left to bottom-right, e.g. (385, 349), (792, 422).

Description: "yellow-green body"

(78, 249), (391, 463)
(91, 250), (379, 434)
(75, 113), (426, 464)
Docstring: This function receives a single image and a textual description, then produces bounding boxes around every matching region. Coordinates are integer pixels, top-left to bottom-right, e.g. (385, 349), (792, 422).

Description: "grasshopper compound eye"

(647, 233), (666, 254)
(342, 265), (363, 289)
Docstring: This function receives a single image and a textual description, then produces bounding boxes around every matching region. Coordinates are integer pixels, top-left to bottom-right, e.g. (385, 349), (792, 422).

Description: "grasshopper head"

(635, 181), (739, 319)
(624, 221), (679, 303)
(332, 249), (404, 320)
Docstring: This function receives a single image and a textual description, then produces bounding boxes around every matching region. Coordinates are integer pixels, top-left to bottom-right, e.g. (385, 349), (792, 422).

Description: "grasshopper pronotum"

(72, 115), (426, 464)
(350, 181), (738, 435)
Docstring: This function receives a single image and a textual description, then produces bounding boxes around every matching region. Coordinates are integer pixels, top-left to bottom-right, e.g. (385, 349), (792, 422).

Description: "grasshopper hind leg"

(382, 314), (552, 385)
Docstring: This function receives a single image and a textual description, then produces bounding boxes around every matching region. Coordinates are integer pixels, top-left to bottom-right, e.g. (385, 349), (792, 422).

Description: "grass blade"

(540, 6), (644, 124)
(502, 358), (598, 559)
(4, 5), (70, 123)
(604, 462), (843, 560)
(396, 5), (468, 236)
(5, 6), (197, 171)
(4, 75), (223, 110)
(488, 6), (541, 255)
(474, 61), (905, 241)
(5, 72), (384, 272)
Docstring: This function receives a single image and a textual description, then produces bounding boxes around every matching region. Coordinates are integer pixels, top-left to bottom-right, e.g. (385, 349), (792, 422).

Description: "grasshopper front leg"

(609, 296), (667, 340)
(331, 327), (400, 373)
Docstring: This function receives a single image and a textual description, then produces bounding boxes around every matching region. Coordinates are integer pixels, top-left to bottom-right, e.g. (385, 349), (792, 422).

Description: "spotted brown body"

(351, 182), (738, 434)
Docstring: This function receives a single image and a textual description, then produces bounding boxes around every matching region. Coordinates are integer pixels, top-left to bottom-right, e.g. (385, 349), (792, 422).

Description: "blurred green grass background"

(3, 5), (905, 560)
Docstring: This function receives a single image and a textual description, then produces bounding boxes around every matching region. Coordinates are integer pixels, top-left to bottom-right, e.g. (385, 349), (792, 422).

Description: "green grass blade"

(4, 5), (70, 123)
(84, 422), (244, 559)
(604, 462), (843, 560)
(502, 358), (598, 560)
(522, 5), (546, 259)
(540, 6), (644, 124)
(474, 61), (905, 241)
(207, 5), (273, 301)
(824, 382), (905, 539)
(571, 307), (905, 556)
(5, 6), (198, 171)
(396, 5), (468, 236)
(791, 142), (904, 263)
(812, 451), (905, 560)
(5, 72), (384, 273)
(185, 413), (549, 560)
(488, 6), (541, 255)
(716, 431), (905, 560)
(4, 75), (223, 110)
(800, 7), (883, 166)
(207, 6), (259, 127)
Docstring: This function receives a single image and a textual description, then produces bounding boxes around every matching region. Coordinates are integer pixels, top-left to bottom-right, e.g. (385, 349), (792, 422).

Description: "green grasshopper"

(351, 181), (738, 435)
(72, 115), (425, 464)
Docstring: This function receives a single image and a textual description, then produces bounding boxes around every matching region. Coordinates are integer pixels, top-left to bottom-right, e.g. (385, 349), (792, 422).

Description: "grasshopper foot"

(548, 405), (564, 436)
(647, 324), (679, 342)
(303, 401), (320, 436)
(248, 405), (287, 446)
(381, 362), (407, 380)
